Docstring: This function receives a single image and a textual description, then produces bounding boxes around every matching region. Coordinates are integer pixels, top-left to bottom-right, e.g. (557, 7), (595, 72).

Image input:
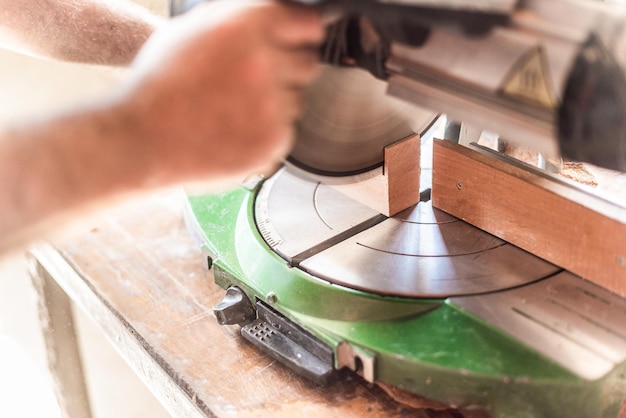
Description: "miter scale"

(174, 0), (626, 416)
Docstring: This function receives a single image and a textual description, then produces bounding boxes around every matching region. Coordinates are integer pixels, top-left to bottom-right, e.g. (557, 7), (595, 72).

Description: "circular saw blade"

(288, 66), (438, 176)
(255, 167), (561, 298)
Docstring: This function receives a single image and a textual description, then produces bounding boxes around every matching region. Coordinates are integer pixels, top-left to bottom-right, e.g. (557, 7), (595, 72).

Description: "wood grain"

(31, 189), (462, 418)
(432, 139), (626, 297)
(311, 134), (421, 216)
(30, 258), (93, 418)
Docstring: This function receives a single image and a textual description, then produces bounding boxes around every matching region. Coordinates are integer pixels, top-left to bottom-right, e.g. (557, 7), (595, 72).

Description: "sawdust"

(502, 143), (541, 167)
(377, 382), (492, 418)
(559, 161), (598, 187)
(502, 143), (598, 187)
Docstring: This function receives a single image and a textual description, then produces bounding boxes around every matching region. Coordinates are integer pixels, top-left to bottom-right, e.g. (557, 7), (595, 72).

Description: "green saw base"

(186, 186), (626, 418)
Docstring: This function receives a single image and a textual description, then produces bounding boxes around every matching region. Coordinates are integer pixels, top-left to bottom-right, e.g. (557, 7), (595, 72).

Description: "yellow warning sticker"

(502, 47), (557, 109)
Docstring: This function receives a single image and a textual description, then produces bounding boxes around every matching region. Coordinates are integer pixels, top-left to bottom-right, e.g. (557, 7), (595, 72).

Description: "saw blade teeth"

(289, 66), (438, 176)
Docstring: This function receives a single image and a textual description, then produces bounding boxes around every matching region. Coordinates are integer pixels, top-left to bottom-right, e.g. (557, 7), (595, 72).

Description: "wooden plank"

(385, 134), (422, 215)
(432, 139), (626, 297)
(309, 134), (421, 216)
(29, 256), (93, 418)
(31, 190), (456, 418)
(30, 243), (206, 418)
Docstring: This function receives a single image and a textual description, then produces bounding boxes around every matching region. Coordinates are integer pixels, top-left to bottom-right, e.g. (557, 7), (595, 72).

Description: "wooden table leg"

(28, 255), (93, 418)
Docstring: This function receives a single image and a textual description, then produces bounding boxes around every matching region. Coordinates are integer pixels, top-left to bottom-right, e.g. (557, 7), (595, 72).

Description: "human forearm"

(0, 97), (151, 252)
(0, 1), (323, 253)
(0, 0), (163, 65)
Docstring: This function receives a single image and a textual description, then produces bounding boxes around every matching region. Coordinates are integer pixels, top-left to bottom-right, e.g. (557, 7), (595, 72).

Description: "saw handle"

(171, 0), (510, 36)
(170, 0), (205, 16)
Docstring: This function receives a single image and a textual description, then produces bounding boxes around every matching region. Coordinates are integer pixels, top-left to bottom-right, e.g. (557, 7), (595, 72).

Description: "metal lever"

(213, 286), (256, 326)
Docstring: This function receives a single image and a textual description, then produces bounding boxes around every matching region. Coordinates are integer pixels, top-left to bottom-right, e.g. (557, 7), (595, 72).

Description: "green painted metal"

(189, 189), (439, 322)
(187, 187), (626, 418)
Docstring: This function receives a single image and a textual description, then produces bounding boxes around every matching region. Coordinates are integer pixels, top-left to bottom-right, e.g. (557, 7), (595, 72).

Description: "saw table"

(28, 189), (471, 418)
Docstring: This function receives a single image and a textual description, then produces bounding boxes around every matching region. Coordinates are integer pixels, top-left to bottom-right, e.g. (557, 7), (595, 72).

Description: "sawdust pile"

(503, 143), (598, 187)
(377, 382), (491, 418)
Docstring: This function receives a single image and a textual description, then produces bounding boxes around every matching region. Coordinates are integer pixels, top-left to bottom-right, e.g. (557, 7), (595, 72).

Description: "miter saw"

(173, 1), (626, 417)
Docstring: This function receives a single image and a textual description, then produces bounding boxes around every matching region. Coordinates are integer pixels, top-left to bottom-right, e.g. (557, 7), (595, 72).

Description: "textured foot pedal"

(241, 302), (335, 385)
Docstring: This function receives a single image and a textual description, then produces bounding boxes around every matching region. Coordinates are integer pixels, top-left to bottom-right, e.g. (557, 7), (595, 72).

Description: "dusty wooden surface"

(432, 139), (626, 297)
(31, 189), (461, 418)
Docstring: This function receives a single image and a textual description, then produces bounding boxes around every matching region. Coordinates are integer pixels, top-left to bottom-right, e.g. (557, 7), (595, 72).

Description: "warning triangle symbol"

(502, 48), (556, 109)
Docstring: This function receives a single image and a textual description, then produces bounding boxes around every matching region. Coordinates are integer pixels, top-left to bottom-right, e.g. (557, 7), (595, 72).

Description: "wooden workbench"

(28, 189), (464, 418)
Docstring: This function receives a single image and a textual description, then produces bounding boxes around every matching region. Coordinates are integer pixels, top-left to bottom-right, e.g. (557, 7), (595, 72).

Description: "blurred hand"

(119, 0), (324, 185)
